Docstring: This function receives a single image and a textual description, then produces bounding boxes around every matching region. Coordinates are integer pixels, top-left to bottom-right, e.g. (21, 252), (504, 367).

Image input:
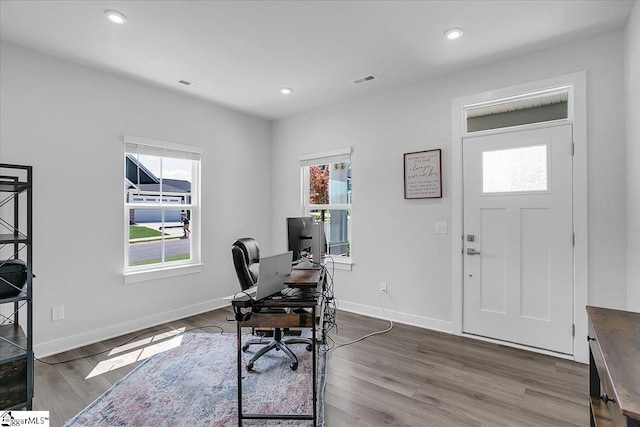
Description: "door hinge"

(572, 233), (575, 247)
(571, 142), (575, 156)
(572, 324), (576, 337)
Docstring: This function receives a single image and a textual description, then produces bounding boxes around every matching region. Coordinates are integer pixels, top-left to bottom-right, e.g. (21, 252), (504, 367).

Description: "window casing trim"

(124, 263), (203, 284)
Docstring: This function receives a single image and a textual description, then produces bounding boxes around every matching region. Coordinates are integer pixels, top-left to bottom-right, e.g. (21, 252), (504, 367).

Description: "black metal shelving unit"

(0, 164), (33, 410)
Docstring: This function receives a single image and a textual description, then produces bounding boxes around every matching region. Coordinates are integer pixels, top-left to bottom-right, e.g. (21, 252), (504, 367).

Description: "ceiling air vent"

(353, 75), (377, 84)
(178, 79), (205, 89)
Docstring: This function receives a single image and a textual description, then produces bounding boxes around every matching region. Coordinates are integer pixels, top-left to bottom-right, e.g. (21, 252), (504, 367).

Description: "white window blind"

(125, 135), (202, 161)
(299, 147), (351, 167)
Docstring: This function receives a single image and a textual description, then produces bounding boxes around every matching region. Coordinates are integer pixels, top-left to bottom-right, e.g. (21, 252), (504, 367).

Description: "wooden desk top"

(284, 268), (322, 288)
(587, 305), (640, 420)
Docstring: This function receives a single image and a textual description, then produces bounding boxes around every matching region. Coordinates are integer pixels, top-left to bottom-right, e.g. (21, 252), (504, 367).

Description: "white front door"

(463, 125), (573, 354)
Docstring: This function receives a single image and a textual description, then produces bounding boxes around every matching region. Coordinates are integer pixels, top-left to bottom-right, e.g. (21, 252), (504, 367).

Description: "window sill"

(123, 263), (203, 284)
(324, 256), (353, 271)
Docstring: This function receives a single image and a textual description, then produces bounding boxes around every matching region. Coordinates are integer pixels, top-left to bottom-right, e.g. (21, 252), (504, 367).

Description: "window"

(465, 88), (570, 134)
(124, 136), (201, 279)
(482, 145), (548, 193)
(301, 148), (352, 261)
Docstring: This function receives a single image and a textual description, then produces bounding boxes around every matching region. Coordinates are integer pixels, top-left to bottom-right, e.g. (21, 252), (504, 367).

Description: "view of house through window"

(303, 150), (351, 259)
(125, 138), (200, 271)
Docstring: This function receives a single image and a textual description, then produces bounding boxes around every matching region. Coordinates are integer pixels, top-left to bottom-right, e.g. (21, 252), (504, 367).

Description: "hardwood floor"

(324, 311), (588, 426)
(33, 308), (589, 426)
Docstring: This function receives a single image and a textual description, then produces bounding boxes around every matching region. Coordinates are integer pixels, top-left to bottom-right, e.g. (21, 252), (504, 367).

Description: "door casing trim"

(451, 71), (588, 363)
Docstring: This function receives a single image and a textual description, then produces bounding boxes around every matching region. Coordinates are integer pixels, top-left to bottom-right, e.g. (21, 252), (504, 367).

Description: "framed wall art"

(403, 149), (442, 199)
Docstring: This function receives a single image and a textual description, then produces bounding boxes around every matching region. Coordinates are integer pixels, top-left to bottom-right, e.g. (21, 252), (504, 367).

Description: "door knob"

(466, 248), (481, 255)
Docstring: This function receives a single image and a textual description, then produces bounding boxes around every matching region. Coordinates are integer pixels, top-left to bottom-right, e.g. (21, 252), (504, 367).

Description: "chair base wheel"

(290, 362), (298, 371)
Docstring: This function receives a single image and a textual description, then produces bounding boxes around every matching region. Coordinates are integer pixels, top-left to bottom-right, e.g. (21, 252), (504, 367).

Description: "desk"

(232, 268), (325, 427)
(587, 306), (640, 427)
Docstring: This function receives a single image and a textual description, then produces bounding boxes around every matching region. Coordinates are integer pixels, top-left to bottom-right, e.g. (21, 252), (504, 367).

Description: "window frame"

(123, 135), (202, 283)
(300, 148), (352, 268)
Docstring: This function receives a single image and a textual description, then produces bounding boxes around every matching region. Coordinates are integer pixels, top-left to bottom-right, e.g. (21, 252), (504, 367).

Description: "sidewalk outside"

(129, 222), (188, 243)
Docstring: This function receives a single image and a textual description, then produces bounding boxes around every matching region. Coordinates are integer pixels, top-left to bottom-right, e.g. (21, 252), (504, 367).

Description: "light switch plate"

(435, 221), (448, 234)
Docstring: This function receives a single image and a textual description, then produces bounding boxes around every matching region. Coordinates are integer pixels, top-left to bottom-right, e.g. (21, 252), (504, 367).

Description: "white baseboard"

(35, 299), (230, 358)
(35, 298), (454, 357)
(336, 300), (453, 334)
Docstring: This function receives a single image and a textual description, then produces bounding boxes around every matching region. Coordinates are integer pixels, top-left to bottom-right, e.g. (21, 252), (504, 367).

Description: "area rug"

(63, 332), (326, 426)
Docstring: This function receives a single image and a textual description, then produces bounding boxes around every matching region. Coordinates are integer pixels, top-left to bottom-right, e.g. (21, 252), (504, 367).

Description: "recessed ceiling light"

(444, 27), (463, 40)
(105, 10), (127, 25)
(281, 87), (293, 95)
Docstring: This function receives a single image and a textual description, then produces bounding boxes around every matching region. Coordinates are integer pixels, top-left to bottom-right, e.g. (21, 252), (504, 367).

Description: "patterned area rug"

(64, 332), (326, 426)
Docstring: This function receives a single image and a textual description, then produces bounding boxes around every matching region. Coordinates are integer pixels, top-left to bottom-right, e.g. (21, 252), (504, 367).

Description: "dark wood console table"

(587, 306), (640, 427)
(232, 267), (326, 426)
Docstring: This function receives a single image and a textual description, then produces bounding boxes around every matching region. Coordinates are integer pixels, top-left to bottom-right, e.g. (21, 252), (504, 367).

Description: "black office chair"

(232, 238), (311, 371)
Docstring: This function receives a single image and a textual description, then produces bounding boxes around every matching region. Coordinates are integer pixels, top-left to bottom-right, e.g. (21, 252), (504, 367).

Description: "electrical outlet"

(52, 305), (64, 321)
(380, 282), (388, 294)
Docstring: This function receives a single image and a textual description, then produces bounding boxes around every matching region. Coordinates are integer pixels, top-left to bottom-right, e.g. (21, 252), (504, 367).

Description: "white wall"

(626, 1), (640, 312)
(272, 31), (628, 331)
(0, 41), (273, 356)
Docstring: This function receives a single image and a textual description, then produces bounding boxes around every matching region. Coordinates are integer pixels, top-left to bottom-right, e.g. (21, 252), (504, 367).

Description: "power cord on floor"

(35, 324), (228, 366)
(329, 292), (393, 351)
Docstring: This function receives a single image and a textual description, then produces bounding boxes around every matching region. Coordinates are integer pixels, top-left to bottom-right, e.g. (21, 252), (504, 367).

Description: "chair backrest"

(232, 238), (260, 290)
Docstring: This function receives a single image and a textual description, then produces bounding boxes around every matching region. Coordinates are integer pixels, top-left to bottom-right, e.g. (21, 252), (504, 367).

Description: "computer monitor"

(309, 221), (326, 267)
(287, 217), (325, 269)
(287, 216), (313, 263)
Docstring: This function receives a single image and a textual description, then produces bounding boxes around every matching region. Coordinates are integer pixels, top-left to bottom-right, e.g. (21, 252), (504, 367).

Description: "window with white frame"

(124, 136), (201, 275)
(301, 148), (351, 260)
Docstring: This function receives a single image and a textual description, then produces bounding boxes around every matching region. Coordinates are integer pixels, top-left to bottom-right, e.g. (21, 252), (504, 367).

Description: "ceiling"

(0, 0), (635, 120)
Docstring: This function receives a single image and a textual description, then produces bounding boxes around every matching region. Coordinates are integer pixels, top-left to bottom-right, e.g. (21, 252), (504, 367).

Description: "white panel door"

(463, 125), (573, 354)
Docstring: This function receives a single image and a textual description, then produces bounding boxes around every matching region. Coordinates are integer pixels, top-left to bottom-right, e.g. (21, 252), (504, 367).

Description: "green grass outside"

(129, 225), (165, 239)
(129, 254), (191, 267)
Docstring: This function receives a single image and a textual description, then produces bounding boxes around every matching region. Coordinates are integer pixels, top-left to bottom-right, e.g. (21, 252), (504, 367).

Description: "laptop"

(252, 251), (293, 301)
